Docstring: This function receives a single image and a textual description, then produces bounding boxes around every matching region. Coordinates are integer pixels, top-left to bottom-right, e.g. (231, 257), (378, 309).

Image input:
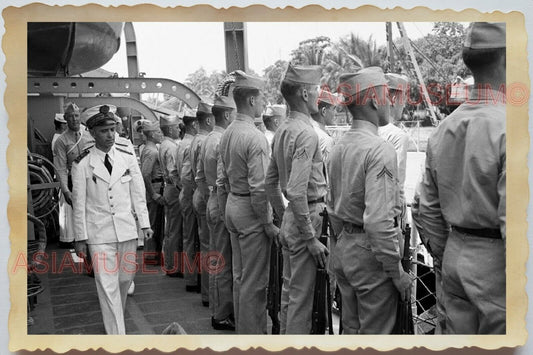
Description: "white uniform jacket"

(72, 145), (150, 244)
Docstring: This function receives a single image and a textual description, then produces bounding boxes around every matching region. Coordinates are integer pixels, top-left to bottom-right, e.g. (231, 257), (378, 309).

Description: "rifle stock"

(267, 239), (282, 334)
(311, 208), (333, 334)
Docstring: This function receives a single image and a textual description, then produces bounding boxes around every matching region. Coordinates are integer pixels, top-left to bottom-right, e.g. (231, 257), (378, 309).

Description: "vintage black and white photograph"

(24, 19), (507, 338)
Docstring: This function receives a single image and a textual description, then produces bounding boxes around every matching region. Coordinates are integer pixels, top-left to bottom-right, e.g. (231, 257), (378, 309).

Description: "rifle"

(267, 237), (282, 334)
(393, 223), (415, 334)
(310, 207), (333, 334)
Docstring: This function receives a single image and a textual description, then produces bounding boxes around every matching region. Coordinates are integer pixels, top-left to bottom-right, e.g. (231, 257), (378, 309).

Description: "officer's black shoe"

(202, 301), (209, 307)
(185, 285), (200, 293)
(212, 316), (236, 331)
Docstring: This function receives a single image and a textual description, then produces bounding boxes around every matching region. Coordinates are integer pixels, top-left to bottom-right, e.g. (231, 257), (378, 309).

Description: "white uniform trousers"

(58, 194), (74, 243)
(88, 239), (137, 335)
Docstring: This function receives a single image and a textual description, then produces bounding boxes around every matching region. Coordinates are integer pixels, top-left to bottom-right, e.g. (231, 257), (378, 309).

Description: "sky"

(102, 22), (436, 83)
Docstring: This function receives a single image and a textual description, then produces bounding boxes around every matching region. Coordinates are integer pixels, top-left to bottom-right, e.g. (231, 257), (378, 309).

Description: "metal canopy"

(68, 97), (159, 122)
(27, 77), (201, 109)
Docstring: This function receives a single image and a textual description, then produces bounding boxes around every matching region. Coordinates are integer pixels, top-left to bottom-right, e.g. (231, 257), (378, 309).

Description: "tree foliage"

(184, 67), (227, 102)
(263, 59), (288, 105)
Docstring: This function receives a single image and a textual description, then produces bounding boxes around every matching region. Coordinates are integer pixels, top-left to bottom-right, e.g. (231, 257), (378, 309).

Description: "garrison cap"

(182, 106), (198, 125)
(283, 63), (322, 85)
(213, 94), (236, 110)
(142, 120), (161, 132)
(264, 104), (286, 118)
(64, 102), (80, 115)
(54, 113), (66, 124)
(160, 115), (179, 127)
(233, 70), (266, 91)
(338, 67), (388, 97)
(385, 73), (409, 92)
(197, 101), (214, 115)
(464, 22), (506, 49)
(86, 105), (116, 129)
(317, 89), (338, 106)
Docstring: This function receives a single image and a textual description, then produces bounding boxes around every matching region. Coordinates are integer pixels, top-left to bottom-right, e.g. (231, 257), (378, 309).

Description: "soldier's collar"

(235, 112), (255, 125)
(213, 125), (225, 133)
(288, 111), (313, 126)
(351, 119), (378, 135)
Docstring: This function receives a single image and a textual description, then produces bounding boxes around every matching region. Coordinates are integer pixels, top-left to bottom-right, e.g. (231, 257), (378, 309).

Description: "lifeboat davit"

(28, 22), (123, 77)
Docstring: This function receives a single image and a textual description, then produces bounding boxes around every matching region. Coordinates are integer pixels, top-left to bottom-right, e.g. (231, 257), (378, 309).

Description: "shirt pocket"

(121, 175), (132, 183)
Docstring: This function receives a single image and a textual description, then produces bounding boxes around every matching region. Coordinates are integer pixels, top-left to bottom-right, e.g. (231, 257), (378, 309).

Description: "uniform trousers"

(58, 194), (74, 243)
(193, 188), (210, 303)
(162, 184), (183, 274)
(144, 182), (164, 261)
(225, 193), (270, 334)
(206, 190), (233, 321)
(180, 188), (199, 286)
(279, 202), (323, 334)
(88, 239), (137, 335)
(442, 230), (505, 334)
(331, 228), (399, 334)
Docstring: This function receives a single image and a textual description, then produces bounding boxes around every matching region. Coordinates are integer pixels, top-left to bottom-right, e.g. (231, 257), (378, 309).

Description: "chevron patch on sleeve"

(376, 166), (393, 180)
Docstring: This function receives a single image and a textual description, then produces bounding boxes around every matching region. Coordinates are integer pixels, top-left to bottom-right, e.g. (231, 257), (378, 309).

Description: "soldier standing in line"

(191, 102), (215, 307)
(310, 90), (336, 162)
(140, 120), (165, 265)
(217, 71), (279, 334)
(378, 73), (410, 229)
(265, 64), (328, 334)
(416, 22), (506, 334)
(262, 104), (286, 148)
(159, 115), (184, 277)
(176, 109), (200, 293)
(326, 67), (411, 334)
(51, 113), (67, 152)
(53, 102), (94, 249)
(197, 94), (237, 331)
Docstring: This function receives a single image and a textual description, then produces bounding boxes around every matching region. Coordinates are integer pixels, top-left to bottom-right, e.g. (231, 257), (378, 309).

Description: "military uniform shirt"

(327, 119), (402, 277)
(217, 113), (272, 225)
(266, 111), (327, 240)
(177, 133), (195, 192)
(53, 129), (94, 193)
(379, 122), (409, 200)
(418, 88), (506, 259)
(159, 137), (180, 187)
(198, 126), (224, 189)
(190, 129), (209, 186)
(311, 119), (334, 163)
(140, 142), (163, 199)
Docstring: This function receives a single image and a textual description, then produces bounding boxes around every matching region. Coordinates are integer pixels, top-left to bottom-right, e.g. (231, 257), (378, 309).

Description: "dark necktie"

(104, 154), (113, 175)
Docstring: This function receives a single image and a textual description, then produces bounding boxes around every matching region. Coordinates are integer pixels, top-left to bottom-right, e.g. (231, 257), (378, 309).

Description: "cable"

(28, 152), (60, 219)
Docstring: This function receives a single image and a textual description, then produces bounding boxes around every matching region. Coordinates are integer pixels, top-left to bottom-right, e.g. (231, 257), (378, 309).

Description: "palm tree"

(338, 33), (386, 68)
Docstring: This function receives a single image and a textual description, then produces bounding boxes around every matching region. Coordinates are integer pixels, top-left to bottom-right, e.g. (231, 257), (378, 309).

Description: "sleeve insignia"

(295, 148), (309, 161)
(376, 166), (394, 180)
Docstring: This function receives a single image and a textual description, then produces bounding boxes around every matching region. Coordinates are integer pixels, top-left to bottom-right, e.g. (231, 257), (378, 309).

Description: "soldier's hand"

(64, 191), (73, 206)
(264, 223), (279, 241)
(142, 228), (154, 241)
(306, 238), (329, 269)
(74, 240), (87, 258)
(393, 270), (414, 301)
